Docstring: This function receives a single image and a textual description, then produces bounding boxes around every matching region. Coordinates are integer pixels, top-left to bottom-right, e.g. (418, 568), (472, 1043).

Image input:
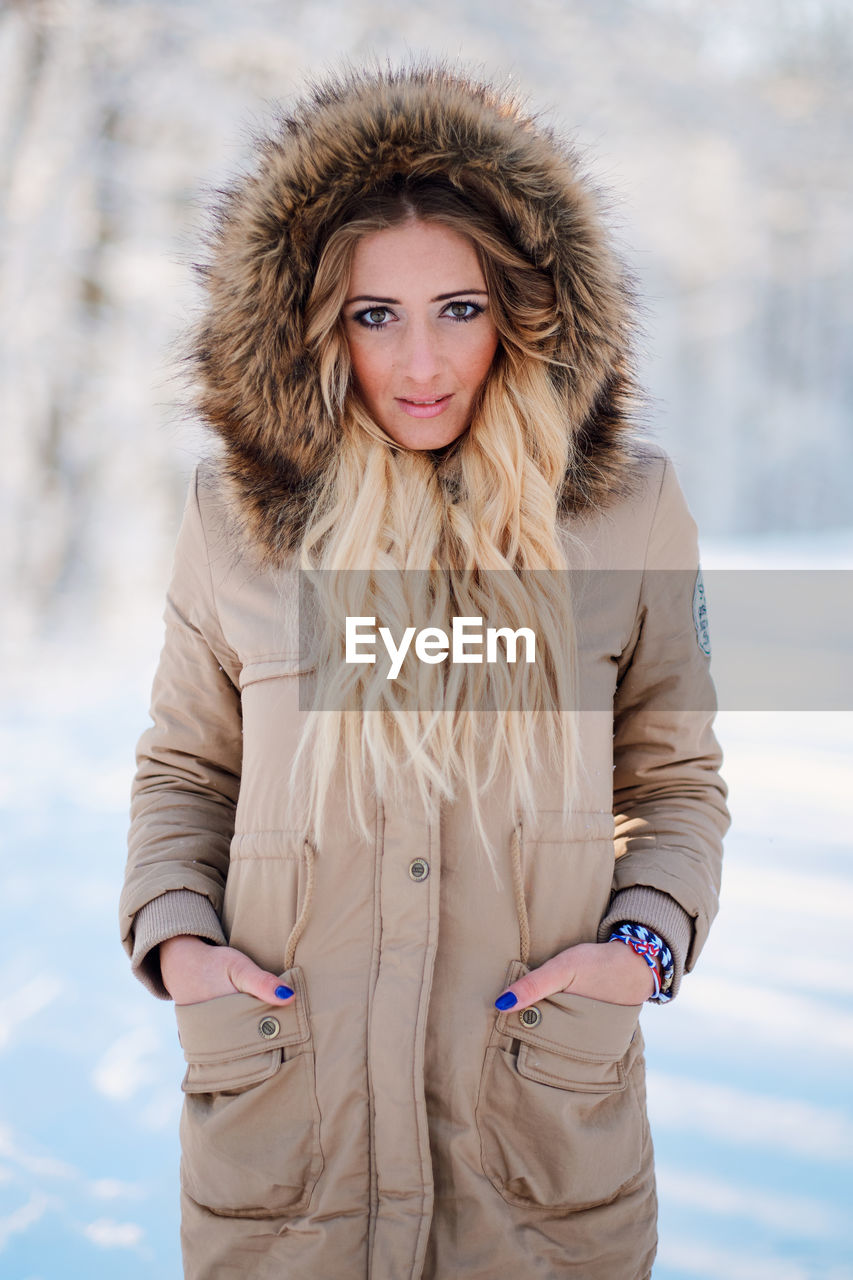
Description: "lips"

(396, 394), (452, 419)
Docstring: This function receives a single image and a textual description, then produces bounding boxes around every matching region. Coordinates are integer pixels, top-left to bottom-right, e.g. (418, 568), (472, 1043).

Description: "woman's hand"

(160, 935), (296, 1007)
(495, 941), (656, 1011)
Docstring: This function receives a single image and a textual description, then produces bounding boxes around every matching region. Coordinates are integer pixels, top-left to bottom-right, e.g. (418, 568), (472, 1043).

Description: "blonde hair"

(286, 177), (588, 876)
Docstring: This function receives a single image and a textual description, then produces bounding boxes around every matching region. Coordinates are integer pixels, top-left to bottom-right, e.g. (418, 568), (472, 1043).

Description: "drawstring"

(284, 838), (316, 970)
(509, 822), (530, 967)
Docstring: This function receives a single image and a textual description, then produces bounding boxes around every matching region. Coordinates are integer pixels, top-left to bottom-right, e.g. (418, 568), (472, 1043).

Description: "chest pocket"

(475, 959), (646, 1211)
(175, 965), (323, 1218)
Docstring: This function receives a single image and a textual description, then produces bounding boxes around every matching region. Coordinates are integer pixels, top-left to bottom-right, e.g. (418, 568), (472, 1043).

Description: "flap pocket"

(176, 965), (323, 1217)
(175, 966), (310, 1093)
(494, 959), (641, 1094)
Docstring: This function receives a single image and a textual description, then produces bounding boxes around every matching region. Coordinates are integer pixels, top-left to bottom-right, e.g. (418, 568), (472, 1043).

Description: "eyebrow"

(344, 290), (489, 305)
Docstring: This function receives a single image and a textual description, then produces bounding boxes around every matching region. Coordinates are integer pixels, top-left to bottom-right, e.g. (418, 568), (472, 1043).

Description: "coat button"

(408, 858), (430, 882)
(519, 1006), (542, 1028)
(258, 1016), (280, 1039)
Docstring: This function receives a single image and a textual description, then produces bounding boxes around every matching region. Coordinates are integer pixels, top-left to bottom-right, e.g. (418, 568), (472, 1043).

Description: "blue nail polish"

(495, 991), (517, 1010)
(275, 985), (294, 1000)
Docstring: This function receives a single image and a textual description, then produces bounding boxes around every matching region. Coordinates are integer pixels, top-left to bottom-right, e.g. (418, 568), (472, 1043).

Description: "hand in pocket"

(495, 940), (655, 1012)
(160, 935), (296, 1006)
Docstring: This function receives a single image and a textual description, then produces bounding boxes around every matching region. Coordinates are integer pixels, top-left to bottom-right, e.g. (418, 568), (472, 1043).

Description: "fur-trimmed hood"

(189, 58), (643, 561)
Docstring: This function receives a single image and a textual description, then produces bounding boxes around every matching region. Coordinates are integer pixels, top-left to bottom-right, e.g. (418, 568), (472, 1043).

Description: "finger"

(225, 953), (296, 1004)
(494, 953), (576, 1012)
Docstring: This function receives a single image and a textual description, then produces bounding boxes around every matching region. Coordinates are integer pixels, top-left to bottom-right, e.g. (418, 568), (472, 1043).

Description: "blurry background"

(0, 0), (851, 1276)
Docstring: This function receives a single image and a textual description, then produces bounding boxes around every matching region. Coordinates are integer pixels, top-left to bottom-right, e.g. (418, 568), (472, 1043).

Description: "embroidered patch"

(693, 567), (711, 657)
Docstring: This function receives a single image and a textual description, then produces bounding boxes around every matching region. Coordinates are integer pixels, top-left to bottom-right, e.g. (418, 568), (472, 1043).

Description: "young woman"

(120, 60), (729, 1280)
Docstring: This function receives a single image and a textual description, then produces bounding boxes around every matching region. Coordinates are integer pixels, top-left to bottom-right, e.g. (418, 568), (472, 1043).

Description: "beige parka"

(119, 61), (730, 1280)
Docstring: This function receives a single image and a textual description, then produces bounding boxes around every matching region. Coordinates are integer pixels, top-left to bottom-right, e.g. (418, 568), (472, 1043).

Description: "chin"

(387, 419), (468, 452)
(399, 433), (462, 452)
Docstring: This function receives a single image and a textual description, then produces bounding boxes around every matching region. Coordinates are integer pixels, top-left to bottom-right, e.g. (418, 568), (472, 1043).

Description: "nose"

(399, 318), (443, 387)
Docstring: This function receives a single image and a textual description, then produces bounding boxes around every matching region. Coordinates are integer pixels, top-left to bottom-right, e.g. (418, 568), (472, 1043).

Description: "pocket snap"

(175, 965), (323, 1218)
(476, 959), (646, 1211)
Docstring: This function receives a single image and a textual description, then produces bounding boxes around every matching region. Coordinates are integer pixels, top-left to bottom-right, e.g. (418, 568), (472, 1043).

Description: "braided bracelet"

(608, 922), (674, 1004)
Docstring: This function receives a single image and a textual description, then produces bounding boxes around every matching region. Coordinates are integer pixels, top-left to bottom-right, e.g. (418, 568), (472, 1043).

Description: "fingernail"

(274, 985), (294, 999)
(495, 991), (517, 1010)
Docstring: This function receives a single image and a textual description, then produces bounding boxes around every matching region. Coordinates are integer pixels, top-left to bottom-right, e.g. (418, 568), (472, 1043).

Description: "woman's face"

(342, 219), (500, 450)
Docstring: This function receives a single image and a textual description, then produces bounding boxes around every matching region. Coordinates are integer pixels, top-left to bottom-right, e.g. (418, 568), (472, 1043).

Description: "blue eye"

(353, 300), (485, 330)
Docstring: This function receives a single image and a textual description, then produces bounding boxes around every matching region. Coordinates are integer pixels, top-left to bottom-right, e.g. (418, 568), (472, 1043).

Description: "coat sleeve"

(119, 462), (243, 999)
(596, 453), (730, 997)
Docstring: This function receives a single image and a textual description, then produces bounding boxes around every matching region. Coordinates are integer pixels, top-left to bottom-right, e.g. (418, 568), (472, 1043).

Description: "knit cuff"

(130, 889), (227, 1001)
(597, 886), (694, 1001)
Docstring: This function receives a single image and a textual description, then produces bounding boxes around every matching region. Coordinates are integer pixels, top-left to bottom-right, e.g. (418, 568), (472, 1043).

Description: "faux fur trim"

(187, 56), (646, 563)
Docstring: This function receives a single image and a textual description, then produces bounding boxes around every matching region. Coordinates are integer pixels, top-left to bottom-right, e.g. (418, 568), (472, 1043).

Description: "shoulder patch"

(693, 567), (711, 657)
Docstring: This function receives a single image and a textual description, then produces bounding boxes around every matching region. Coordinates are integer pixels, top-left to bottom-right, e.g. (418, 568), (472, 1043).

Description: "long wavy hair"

(285, 176), (589, 876)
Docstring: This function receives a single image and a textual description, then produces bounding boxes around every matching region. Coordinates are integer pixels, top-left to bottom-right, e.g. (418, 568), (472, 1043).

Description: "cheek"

(467, 330), (500, 385)
(347, 338), (388, 400)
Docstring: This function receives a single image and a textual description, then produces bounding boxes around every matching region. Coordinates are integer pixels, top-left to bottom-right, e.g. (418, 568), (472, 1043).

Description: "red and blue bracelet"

(608, 922), (674, 1003)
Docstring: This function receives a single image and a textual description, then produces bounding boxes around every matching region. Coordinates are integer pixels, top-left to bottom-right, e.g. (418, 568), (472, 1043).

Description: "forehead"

(348, 221), (484, 293)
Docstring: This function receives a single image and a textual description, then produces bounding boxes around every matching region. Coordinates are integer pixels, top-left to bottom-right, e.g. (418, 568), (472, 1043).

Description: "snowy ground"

(1, 536), (851, 1279)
